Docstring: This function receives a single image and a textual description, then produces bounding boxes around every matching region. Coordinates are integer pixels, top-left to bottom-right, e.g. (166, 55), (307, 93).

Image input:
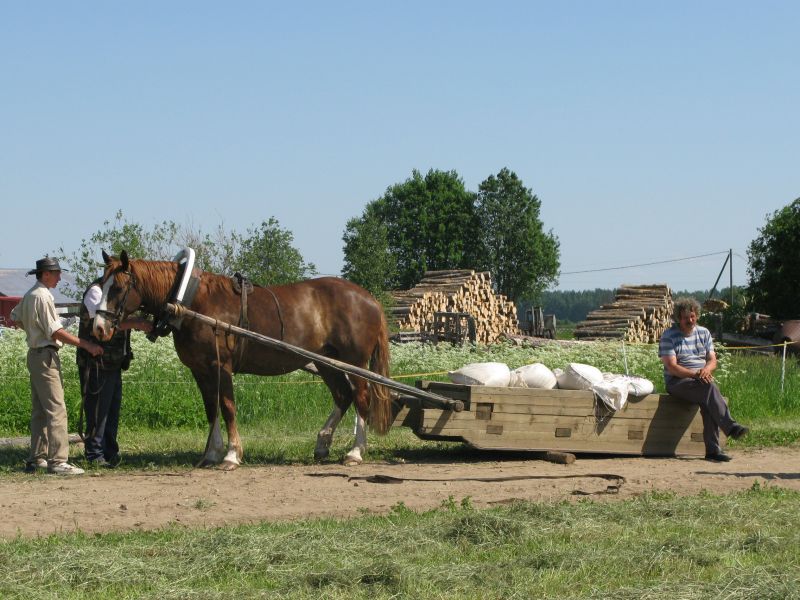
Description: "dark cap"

(27, 257), (66, 275)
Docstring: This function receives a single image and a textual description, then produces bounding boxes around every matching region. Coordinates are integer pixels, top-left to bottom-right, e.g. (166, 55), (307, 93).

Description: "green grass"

(0, 485), (798, 599)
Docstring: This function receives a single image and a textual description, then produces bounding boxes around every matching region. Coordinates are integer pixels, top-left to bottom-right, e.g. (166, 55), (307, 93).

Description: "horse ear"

(102, 249), (111, 265)
(120, 250), (129, 271)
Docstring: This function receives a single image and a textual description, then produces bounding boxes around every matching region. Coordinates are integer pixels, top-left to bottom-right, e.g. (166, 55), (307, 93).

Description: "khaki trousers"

(26, 348), (69, 465)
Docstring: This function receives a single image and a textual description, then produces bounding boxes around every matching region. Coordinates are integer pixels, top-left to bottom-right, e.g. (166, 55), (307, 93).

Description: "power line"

(560, 251), (730, 275)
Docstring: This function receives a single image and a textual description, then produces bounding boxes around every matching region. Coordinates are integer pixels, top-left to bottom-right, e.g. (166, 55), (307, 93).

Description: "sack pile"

(447, 361), (654, 412)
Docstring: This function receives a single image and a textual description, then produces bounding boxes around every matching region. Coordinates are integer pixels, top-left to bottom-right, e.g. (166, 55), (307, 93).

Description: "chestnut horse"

(93, 250), (392, 470)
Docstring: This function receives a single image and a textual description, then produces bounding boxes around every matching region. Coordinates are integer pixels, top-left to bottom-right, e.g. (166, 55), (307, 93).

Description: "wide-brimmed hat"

(27, 257), (66, 275)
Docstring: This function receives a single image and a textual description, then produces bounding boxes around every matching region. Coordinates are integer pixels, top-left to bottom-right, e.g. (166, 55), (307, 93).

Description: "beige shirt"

(10, 281), (64, 349)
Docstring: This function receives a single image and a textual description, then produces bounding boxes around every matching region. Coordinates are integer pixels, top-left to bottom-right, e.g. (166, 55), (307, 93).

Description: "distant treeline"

(521, 289), (712, 323)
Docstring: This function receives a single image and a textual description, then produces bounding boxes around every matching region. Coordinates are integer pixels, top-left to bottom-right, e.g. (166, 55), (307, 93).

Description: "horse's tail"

(368, 313), (393, 435)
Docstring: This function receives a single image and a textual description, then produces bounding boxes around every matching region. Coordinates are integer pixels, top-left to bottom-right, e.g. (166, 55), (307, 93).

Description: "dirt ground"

(2, 447), (799, 539)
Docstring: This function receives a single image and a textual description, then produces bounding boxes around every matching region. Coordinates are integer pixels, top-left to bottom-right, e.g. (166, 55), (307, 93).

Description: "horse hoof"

(314, 450), (330, 462)
(343, 456), (363, 466)
(195, 459), (217, 469)
(220, 461), (239, 471)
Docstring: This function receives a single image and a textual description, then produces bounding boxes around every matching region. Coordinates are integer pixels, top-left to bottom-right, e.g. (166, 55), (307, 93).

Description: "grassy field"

(0, 485), (798, 599)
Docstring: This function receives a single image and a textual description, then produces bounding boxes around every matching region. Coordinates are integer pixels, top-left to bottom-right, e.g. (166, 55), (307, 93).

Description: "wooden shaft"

(166, 303), (464, 412)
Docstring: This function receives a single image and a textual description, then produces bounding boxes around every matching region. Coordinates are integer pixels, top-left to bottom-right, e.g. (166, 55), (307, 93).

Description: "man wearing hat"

(10, 257), (103, 475)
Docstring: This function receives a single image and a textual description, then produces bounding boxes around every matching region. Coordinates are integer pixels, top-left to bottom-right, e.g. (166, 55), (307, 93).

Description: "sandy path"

(2, 447), (798, 538)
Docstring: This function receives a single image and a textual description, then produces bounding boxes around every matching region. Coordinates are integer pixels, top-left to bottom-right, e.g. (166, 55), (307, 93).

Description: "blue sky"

(1, 2), (797, 292)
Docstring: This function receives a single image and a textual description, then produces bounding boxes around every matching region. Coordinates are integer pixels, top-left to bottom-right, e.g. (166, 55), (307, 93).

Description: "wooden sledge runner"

(393, 381), (717, 456)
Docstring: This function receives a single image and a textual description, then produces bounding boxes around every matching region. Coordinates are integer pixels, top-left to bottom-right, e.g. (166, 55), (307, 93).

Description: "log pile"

(388, 270), (520, 343)
(573, 284), (673, 343)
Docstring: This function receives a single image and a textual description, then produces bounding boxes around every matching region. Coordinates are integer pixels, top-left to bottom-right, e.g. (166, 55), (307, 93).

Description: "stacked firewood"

(388, 270), (520, 343)
(739, 312), (778, 337)
(574, 284), (673, 343)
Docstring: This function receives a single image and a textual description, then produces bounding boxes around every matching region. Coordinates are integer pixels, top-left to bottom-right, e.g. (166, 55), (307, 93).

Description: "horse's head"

(93, 249), (142, 341)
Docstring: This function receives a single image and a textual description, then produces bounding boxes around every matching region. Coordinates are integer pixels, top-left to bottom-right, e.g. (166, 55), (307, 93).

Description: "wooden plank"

(433, 428), (704, 453)
(392, 406), (422, 429)
(413, 430), (705, 455)
(417, 385), (698, 421)
(418, 413), (703, 439)
(487, 400), (697, 420)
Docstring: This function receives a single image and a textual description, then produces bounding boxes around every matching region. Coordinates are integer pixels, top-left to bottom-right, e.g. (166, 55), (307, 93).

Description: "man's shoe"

(24, 458), (47, 473)
(728, 424), (750, 440)
(47, 462), (85, 475)
(106, 455), (121, 468)
(88, 457), (109, 468)
(705, 452), (733, 462)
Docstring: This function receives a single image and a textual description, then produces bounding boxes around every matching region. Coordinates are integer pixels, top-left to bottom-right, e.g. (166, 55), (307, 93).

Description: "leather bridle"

(97, 269), (138, 329)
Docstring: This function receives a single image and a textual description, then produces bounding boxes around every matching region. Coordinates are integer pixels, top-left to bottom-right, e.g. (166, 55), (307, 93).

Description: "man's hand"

(695, 366), (714, 383)
(82, 340), (104, 357)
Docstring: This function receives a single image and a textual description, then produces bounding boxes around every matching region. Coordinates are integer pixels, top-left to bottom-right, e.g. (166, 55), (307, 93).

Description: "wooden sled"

(394, 381), (719, 456)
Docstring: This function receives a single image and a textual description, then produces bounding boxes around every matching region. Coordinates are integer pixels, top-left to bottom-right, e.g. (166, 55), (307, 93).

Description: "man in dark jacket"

(77, 279), (152, 467)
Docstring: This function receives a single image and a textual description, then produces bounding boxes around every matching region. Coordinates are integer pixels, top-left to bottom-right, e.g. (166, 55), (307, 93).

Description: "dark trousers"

(666, 378), (736, 455)
(79, 366), (122, 462)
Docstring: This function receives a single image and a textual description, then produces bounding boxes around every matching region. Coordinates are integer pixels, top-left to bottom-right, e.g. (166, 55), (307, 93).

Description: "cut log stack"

(388, 270), (520, 344)
(574, 284), (673, 343)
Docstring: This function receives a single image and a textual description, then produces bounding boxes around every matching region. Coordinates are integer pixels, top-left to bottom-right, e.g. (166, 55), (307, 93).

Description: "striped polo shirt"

(658, 324), (714, 385)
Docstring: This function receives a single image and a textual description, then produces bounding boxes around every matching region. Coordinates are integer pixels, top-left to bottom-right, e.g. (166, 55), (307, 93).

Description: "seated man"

(659, 297), (749, 462)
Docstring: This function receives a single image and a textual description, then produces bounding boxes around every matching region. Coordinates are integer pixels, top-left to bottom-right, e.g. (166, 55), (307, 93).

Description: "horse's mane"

(121, 258), (232, 312)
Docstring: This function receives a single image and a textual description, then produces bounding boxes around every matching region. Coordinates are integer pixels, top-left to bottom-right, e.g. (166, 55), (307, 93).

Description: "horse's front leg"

(218, 389), (242, 471)
(193, 367), (242, 470)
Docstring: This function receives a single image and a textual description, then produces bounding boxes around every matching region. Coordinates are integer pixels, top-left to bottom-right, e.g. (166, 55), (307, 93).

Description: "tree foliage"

(747, 198), (800, 318)
(230, 218), (317, 286)
(341, 206), (397, 298)
(343, 168), (561, 302)
(56, 212), (315, 298)
(366, 169), (481, 289)
(530, 289), (616, 323)
(474, 168), (560, 301)
(57, 211), (168, 298)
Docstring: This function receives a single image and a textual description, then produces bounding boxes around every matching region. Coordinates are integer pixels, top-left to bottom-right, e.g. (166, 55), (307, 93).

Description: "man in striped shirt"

(659, 297), (749, 462)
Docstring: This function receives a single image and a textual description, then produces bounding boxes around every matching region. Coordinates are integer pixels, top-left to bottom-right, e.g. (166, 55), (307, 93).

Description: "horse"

(92, 250), (393, 470)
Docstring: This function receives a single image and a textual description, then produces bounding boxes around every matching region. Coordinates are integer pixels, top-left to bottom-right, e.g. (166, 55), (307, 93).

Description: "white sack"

(448, 362), (511, 387)
(592, 378), (630, 411)
(625, 375), (655, 396)
(556, 362), (604, 390)
(510, 363), (557, 389)
(601, 372), (655, 397)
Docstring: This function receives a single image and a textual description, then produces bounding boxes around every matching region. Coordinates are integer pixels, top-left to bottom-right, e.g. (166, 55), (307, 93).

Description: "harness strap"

(266, 287), (285, 340)
(198, 322), (223, 468)
(78, 362), (90, 442)
(232, 273), (251, 372)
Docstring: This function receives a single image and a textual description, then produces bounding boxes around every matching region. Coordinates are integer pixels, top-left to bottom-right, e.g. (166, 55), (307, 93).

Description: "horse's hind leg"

(315, 403), (347, 461)
(344, 408), (368, 466)
(314, 366), (360, 462)
(343, 377), (370, 466)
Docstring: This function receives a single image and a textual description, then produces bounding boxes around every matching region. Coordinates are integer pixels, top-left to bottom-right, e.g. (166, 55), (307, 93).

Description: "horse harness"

(230, 273), (285, 372)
